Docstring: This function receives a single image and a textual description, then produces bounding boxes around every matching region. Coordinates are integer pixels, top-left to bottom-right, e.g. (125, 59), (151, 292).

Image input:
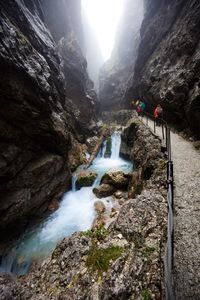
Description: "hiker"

(137, 101), (142, 115)
(154, 104), (163, 126)
(140, 101), (146, 116)
(131, 99), (135, 109)
(137, 101), (146, 117)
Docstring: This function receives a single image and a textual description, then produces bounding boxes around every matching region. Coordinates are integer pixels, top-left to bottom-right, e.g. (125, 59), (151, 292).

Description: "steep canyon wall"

(100, 0), (200, 138)
(0, 0), (97, 235)
(99, 0), (144, 111)
(129, 0), (200, 137)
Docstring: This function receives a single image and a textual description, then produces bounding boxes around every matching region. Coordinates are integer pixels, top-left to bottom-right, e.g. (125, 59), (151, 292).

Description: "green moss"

(104, 137), (112, 158)
(66, 275), (79, 290)
(76, 173), (97, 189)
(86, 246), (123, 275)
(101, 124), (108, 133)
(157, 159), (167, 170)
(141, 289), (152, 300)
(142, 246), (156, 258)
(80, 225), (108, 241)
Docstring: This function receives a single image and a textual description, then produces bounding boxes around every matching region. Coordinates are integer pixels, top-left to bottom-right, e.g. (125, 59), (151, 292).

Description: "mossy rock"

(76, 172), (98, 190)
(86, 245), (123, 275)
(101, 171), (131, 190)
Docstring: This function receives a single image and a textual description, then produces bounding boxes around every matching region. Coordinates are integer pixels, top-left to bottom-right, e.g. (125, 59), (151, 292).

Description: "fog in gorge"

(99, 0), (144, 110)
(81, 0), (144, 91)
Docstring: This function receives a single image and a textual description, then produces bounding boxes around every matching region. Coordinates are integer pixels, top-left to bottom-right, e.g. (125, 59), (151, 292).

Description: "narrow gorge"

(0, 1), (200, 300)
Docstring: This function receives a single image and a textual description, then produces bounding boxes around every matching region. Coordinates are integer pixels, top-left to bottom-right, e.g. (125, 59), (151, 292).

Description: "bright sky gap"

(82, 0), (124, 60)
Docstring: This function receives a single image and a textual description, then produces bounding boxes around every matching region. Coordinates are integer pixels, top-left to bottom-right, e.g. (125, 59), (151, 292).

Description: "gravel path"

(142, 117), (200, 299)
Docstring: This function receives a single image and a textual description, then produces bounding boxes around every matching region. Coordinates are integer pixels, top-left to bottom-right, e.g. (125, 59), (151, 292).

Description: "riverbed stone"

(94, 201), (106, 214)
(93, 184), (116, 198)
(76, 172), (98, 190)
(101, 171), (131, 190)
(48, 199), (59, 212)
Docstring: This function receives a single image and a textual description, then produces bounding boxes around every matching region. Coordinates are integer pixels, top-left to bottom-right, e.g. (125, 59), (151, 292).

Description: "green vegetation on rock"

(81, 224), (108, 241)
(157, 159), (167, 170)
(86, 246), (123, 275)
(76, 172), (97, 190)
(142, 246), (156, 258)
(141, 289), (152, 300)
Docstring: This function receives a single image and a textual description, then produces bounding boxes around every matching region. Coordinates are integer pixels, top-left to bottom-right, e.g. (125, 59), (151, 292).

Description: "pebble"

(117, 233), (123, 239)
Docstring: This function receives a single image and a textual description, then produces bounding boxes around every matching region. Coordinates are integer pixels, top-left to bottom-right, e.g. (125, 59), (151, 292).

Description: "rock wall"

(0, 0), (97, 235)
(126, 0), (200, 137)
(99, 0), (144, 111)
(100, 0), (200, 137)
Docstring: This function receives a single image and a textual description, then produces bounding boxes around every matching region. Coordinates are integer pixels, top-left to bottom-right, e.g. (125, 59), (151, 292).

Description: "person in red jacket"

(154, 104), (163, 126)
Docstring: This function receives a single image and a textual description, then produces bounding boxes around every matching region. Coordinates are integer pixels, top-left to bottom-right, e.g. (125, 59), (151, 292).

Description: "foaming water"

(0, 132), (132, 275)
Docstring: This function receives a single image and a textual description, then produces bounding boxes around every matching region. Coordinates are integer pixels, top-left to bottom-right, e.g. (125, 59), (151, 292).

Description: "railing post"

(168, 128), (171, 161)
(166, 126), (168, 153)
(162, 121), (165, 140)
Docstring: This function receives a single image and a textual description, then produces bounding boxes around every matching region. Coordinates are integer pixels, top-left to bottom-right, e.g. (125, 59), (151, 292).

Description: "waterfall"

(111, 132), (121, 158)
(0, 132), (133, 275)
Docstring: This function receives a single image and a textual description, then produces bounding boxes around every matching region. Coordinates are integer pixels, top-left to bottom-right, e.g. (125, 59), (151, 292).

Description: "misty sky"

(82, 0), (124, 61)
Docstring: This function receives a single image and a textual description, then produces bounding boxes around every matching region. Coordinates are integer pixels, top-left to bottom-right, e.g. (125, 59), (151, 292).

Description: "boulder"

(128, 171), (143, 198)
(76, 172), (98, 190)
(94, 201), (106, 214)
(93, 184), (116, 198)
(101, 171), (131, 190)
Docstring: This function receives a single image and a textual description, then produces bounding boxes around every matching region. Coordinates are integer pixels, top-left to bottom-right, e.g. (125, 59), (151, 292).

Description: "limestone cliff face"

(127, 0), (200, 137)
(0, 0), (97, 234)
(99, 0), (144, 110)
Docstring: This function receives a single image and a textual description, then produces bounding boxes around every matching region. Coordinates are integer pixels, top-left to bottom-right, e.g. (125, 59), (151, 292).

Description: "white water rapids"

(0, 132), (132, 275)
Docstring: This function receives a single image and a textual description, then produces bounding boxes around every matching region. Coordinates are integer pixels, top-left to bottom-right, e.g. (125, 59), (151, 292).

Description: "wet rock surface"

(76, 172), (98, 190)
(0, 0), (97, 234)
(93, 184), (117, 199)
(101, 171), (131, 190)
(120, 115), (161, 169)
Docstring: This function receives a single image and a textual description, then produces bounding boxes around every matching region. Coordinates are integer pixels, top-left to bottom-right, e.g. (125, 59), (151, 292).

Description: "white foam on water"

(0, 132), (133, 275)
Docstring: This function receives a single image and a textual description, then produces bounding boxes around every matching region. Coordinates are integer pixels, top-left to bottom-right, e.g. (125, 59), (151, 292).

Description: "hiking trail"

(143, 117), (200, 300)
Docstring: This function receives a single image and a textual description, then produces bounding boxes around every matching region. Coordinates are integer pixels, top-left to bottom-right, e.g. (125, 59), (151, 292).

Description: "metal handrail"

(139, 110), (175, 300)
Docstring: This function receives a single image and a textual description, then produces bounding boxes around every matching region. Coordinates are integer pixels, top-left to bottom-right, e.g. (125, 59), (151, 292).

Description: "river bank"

(0, 113), (168, 300)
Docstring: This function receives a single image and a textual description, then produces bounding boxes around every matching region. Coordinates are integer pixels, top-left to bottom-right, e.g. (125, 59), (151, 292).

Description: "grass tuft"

(86, 246), (123, 275)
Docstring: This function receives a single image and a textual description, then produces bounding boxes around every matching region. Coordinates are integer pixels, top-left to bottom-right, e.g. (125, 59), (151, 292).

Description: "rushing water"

(0, 132), (132, 275)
